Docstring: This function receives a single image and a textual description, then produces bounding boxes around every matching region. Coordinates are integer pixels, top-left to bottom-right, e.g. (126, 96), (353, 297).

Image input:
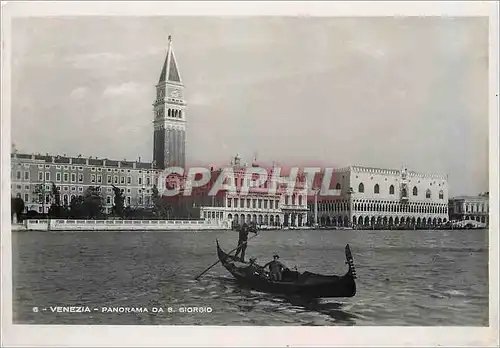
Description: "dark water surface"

(12, 229), (488, 326)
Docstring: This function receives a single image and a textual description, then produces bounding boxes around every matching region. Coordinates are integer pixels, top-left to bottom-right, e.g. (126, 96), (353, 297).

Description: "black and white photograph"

(1, 1), (498, 347)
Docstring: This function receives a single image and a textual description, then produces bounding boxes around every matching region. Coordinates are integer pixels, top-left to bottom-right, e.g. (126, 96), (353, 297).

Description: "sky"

(10, 16), (489, 196)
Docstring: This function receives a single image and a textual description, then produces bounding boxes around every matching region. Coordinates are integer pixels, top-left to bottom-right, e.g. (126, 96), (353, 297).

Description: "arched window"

(389, 185), (395, 195)
(285, 195), (289, 205)
(439, 190), (444, 199)
(335, 183), (341, 190)
(298, 195), (303, 206)
(412, 186), (418, 196)
(179, 111), (182, 118)
(358, 183), (364, 193)
(374, 184), (379, 194)
(426, 189), (431, 199)
(167, 109), (171, 117)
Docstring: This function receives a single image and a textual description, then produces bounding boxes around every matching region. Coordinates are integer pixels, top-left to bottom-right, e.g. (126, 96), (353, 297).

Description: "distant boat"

(216, 241), (357, 298)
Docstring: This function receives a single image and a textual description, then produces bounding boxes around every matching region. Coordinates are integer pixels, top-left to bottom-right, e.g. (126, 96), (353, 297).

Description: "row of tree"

(12, 182), (200, 221)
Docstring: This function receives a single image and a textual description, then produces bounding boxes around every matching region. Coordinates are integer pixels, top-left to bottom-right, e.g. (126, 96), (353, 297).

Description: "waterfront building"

(308, 165), (449, 228)
(448, 193), (489, 226)
(197, 155), (309, 228)
(10, 36), (183, 215)
(10, 34), (454, 229)
(10, 152), (159, 214)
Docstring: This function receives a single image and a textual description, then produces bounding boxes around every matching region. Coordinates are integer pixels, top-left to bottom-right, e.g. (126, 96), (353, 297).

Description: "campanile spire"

(158, 34), (182, 84)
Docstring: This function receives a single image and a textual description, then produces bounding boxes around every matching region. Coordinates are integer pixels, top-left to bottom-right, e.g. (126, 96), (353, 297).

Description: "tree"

(152, 185), (159, 201)
(48, 182), (61, 218)
(11, 197), (25, 222)
(32, 183), (46, 206)
(151, 185), (171, 219)
(123, 206), (155, 219)
(111, 185), (125, 218)
(69, 187), (104, 219)
(84, 186), (104, 219)
(69, 195), (85, 218)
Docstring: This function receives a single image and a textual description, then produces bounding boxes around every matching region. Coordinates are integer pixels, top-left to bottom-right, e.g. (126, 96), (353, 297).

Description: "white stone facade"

(312, 165), (449, 228)
(199, 156), (309, 227)
(201, 193), (284, 227)
(449, 193), (489, 226)
(201, 190), (309, 228)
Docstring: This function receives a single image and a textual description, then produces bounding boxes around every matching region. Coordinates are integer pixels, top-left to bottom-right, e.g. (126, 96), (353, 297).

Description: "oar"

(194, 232), (260, 280)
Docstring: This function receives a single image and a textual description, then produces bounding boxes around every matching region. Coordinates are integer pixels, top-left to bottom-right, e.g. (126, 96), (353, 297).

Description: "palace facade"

(308, 166), (449, 228)
(448, 193), (489, 226)
(197, 155), (309, 228)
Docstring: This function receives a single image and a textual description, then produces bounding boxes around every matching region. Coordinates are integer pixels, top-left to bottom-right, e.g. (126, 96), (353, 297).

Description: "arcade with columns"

(199, 155), (308, 228)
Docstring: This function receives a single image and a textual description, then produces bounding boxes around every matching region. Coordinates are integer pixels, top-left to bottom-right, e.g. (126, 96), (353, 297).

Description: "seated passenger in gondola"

(264, 254), (287, 281)
(245, 257), (264, 276)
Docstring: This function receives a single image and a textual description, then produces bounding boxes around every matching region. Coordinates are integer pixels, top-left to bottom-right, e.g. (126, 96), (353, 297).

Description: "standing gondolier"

(234, 223), (258, 262)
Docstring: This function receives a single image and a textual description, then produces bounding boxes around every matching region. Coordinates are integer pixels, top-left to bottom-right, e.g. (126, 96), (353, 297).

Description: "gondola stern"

(345, 244), (357, 280)
(344, 288), (357, 298)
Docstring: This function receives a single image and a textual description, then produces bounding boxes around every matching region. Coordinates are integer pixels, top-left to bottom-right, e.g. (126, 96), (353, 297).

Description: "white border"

(1, 1), (498, 347)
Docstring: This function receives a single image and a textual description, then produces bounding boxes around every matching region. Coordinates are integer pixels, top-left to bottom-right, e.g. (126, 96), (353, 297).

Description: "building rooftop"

(11, 152), (156, 170)
(347, 165), (448, 179)
(450, 195), (489, 200)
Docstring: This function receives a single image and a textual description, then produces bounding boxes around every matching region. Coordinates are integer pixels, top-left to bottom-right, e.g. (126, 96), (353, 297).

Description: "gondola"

(216, 240), (357, 298)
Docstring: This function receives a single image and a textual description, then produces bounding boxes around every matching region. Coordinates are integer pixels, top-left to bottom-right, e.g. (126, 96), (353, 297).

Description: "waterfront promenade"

(12, 219), (232, 232)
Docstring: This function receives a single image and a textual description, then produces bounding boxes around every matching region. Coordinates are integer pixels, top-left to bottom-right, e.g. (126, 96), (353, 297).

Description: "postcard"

(1, 1), (498, 347)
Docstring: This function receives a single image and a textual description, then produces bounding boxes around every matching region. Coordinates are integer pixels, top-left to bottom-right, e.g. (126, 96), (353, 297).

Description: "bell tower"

(153, 35), (187, 169)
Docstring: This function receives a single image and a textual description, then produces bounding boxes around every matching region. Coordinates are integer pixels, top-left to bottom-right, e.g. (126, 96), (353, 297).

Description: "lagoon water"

(12, 229), (488, 326)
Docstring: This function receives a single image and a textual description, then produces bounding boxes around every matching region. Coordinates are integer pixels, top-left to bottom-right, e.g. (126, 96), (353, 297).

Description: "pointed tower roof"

(158, 35), (182, 84)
